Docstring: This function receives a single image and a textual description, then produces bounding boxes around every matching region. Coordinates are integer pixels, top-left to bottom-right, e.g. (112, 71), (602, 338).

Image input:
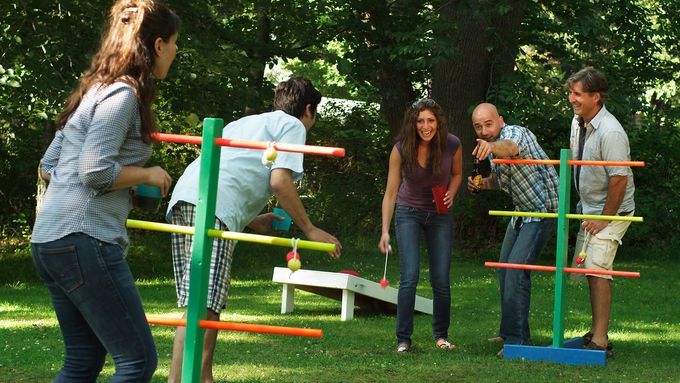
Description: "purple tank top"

(396, 133), (461, 212)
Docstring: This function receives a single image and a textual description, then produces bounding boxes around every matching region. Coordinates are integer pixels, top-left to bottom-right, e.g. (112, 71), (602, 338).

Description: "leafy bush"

(299, 99), (390, 238)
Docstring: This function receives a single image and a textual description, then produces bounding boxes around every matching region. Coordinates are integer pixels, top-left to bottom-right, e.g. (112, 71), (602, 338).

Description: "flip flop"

(396, 342), (411, 353)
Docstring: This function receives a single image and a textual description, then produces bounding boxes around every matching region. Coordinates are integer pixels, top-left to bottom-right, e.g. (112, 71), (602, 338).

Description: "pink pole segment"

(146, 315), (323, 338)
(484, 262), (640, 278)
(153, 132), (345, 157)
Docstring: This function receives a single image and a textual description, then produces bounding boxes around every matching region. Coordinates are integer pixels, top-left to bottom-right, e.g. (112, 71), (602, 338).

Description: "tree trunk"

(432, 0), (526, 242)
(361, 0), (418, 139)
(433, 0), (526, 174)
(376, 67), (416, 139)
(244, 2), (272, 115)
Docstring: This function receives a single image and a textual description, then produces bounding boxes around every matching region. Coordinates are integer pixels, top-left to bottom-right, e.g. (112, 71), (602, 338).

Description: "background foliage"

(1, 0), (678, 254)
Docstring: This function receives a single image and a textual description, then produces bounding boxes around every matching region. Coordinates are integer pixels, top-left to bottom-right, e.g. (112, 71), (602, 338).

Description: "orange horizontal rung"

(563, 267), (640, 278)
(484, 262), (640, 278)
(153, 132), (202, 145)
(146, 315), (323, 338)
(492, 159), (645, 167)
(216, 138), (345, 157)
(152, 132), (345, 157)
(569, 160), (645, 167)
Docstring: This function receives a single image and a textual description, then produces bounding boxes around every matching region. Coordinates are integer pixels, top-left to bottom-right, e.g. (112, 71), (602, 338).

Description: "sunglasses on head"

(411, 98), (437, 109)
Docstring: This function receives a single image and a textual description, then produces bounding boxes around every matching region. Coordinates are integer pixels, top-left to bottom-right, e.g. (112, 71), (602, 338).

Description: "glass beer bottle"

(471, 157), (482, 193)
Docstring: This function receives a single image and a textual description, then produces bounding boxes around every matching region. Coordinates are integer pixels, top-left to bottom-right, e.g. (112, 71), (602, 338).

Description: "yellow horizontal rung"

(487, 210), (643, 222)
(126, 219), (336, 252)
(488, 211), (556, 219)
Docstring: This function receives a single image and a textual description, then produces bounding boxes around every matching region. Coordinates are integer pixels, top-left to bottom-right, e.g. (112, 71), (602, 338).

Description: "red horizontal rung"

(146, 315), (323, 338)
(484, 262), (640, 278)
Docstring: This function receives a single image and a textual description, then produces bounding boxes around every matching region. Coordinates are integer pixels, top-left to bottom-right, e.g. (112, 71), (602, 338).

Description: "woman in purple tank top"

(379, 99), (463, 352)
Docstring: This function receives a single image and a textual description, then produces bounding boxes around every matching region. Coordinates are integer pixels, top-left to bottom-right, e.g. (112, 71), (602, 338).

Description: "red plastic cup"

(432, 184), (448, 213)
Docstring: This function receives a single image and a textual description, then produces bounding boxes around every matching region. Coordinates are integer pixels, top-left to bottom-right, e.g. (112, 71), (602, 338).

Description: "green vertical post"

(552, 148), (572, 348)
(182, 118), (223, 383)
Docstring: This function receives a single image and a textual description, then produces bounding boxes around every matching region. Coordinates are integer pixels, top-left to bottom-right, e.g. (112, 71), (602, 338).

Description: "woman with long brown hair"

(31, 1), (179, 381)
(379, 99), (463, 352)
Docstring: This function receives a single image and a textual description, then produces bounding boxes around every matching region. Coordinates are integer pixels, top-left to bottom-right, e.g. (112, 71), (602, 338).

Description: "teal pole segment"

(182, 118), (223, 383)
(552, 148), (572, 348)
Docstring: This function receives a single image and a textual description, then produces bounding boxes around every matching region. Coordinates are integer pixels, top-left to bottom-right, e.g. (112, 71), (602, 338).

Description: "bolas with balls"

(287, 257), (301, 271)
(576, 251), (587, 265)
(379, 278), (388, 288)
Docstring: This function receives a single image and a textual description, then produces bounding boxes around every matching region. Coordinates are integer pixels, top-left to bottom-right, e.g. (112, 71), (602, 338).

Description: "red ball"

(286, 251), (300, 262)
(379, 278), (388, 288)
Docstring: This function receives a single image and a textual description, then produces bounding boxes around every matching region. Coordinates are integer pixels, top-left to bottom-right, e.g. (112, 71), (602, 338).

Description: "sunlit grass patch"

(0, 238), (678, 382)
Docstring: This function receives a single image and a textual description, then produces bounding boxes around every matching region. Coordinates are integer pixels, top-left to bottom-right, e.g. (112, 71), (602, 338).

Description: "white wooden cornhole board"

(272, 267), (433, 321)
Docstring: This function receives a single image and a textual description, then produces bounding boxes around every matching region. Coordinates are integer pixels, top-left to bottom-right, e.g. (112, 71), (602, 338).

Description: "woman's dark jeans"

(31, 233), (157, 382)
(394, 204), (453, 345)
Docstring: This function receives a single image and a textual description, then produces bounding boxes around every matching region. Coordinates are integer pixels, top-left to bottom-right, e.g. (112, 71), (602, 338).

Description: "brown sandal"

(582, 331), (613, 350)
(585, 341), (614, 358)
(436, 338), (457, 350)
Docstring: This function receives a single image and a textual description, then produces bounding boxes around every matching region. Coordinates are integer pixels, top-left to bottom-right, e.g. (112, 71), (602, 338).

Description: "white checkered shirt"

(32, 82), (152, 250)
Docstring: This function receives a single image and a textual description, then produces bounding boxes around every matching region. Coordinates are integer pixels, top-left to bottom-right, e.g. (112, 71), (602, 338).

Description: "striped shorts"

(170, 201), (236, 314)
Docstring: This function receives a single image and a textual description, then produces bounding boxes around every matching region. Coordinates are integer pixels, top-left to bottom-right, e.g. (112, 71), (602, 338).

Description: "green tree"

(1, 0), (677, 249)
(1, 1), (103, 237)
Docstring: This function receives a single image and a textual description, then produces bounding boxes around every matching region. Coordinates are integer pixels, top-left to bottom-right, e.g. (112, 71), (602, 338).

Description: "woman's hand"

(145, 166), (173, 196)
(379, 233), (391, 254)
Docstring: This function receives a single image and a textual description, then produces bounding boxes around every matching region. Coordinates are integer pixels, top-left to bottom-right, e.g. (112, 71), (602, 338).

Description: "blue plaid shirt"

(32, 82), (151, 251)
(489, 124), (559, 226)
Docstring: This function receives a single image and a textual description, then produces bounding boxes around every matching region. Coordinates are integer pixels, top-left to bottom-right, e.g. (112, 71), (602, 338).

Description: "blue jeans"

(497, 219), (556, 344)
(31, 233), (157, 382)
(394, 205), (453, 345)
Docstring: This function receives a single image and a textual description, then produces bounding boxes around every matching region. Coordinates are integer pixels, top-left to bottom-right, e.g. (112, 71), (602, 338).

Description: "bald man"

(468, 103), (559, 356)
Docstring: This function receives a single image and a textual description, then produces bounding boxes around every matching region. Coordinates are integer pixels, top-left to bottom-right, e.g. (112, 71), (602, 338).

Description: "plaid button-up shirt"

(490, 124), (559, 226)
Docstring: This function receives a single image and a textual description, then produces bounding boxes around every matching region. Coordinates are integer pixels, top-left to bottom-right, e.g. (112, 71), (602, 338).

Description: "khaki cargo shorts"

(570, 212), (633, 281)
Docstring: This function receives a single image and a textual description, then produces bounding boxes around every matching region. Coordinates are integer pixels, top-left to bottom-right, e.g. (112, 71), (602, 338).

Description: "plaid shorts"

(170, 201), (236, 313)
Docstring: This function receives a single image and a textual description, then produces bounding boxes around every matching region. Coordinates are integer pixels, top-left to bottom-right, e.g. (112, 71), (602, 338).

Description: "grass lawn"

(1, 233), (678, 382)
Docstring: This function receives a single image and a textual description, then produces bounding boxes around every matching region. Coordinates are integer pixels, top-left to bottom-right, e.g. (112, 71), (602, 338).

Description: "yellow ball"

(264, 147), (277, 161)
(287, 258), (301, 271)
